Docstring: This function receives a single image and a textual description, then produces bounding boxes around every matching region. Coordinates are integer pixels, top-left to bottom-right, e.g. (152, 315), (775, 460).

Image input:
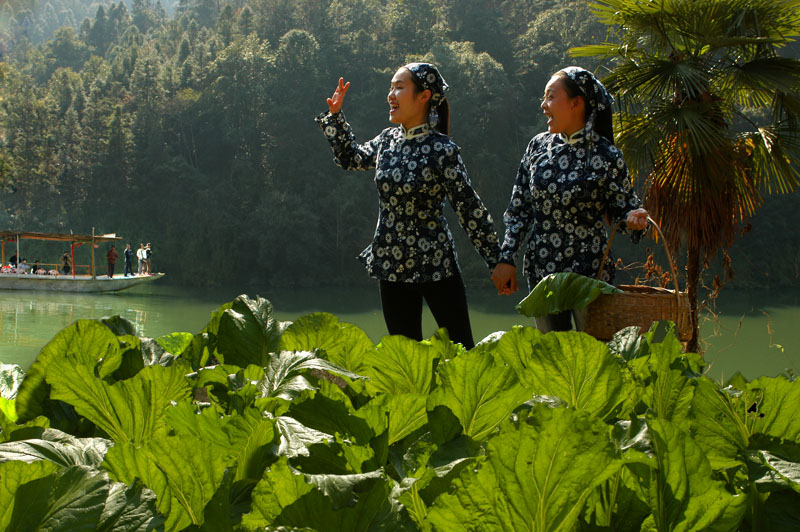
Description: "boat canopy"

(0, 231), (121, 243)
(1, 230), (123, 279)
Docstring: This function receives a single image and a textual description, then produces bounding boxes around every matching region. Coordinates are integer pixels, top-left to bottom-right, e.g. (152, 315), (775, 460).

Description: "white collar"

(559, 128), (586, 144)
(401, 122), (431, 140)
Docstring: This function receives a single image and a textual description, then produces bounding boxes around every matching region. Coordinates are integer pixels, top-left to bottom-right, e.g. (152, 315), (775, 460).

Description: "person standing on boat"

(316, 63), (501, 349)
(144, 243), (152, 274)
(106, 245), (118, 278)
(61, 252), (71, 275)
(137, 243), (146, 275)
(123, 243), (134, 277)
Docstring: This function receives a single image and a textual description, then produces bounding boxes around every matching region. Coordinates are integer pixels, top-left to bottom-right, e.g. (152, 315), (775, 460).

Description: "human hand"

(491, 263), (519, 295)
(326, 77), (350, 114)
(625, 208), (648, 231)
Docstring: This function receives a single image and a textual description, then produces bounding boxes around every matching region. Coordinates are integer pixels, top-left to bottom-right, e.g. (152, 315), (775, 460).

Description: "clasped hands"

(491, 263), (518, 295)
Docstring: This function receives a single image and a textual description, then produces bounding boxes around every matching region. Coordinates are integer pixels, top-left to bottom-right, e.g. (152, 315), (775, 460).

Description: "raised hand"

(326, 77), (351, 114)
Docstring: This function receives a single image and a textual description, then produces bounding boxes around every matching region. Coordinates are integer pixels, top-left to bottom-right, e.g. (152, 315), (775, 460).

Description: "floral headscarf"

(559, 66), (614, 146)
(404, 62), (449, 104)
(404, 62), (450, 127)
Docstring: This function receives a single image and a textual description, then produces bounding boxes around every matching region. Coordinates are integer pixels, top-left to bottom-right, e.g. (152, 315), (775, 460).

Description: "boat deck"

(0, 273), (165, 292)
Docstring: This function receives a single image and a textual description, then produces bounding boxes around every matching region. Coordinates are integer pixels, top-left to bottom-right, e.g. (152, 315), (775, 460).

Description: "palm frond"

(773, 92), (800, 126)
(745, 126), (800, 195)
(722, 57), (800, 110)
(603, 57), (711, 107)
(569, 43), (622, 60)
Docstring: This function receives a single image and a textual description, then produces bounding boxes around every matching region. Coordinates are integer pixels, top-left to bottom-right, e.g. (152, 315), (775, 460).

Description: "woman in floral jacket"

(316, 62), (500, 349)
(491, 66), (649, 332)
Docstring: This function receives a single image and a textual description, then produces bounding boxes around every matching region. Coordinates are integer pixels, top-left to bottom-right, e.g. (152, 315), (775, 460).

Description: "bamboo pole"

(15, 233), (20, 277)
(91, 227), (96, 279)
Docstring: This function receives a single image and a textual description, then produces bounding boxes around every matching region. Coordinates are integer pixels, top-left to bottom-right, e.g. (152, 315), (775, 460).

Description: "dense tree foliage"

(0, 0), (797, 291)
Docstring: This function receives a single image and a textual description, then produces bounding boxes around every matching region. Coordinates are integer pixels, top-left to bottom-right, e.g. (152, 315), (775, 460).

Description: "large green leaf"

(165, 401), (276, 483)
(643, 418), (747, 532)
(280, 312), (375, 375)
(361, 335), (439, 395)
(0, 397), (16, 424)
(0, 363), (24, 400)
(286, 388), (380, 475)
(103, 434), (229, 532)
(427, 348), (530, 441)
(107, 335), (179, 381)
(689, 378), (750, 470)
(0, 459), (60, 530)
(0, 428), (111, 467)
(631, 334), (696, 423)
(358, 393), (427, 446)
(164, 400), (232, 450)
(491, 325), (543, 388)
(241, 457), (410, 531)
(427, 405), (622, 531)
(15, 319), (120, 422)
(756, 450), (800, 493)
(216, 295), (288, 367)
(47, 359), (192, 443)
(156, 332), (195, 357)
(7, 466), (165, 532)
(223, 407), (277, 482)
(495, 329), (632, 420)
(583, 465), (652, 531)
(748, 376), (800, 442)
(758, 490), (800, 530)
(7, 465), (111, 531)
(97, 478), (165, 532)
(392, 434), (479, 528)
(516, 272), (621, 318)
(0, 411), (49, 443)
(274, 415), (336, 460)
(259, 350), (364, 401)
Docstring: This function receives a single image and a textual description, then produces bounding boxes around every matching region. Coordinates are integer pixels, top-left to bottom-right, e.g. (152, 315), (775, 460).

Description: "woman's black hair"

(554, 71), (614, 144)
(406, 68), (450, 136)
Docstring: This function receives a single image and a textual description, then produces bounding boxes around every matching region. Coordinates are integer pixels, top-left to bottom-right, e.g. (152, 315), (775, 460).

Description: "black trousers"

(124, 260), (133, 276)
(379, 273), (475, 350)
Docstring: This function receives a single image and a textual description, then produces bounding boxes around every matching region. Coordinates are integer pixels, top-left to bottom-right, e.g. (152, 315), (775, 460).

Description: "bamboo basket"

(584, 217), (691, 341)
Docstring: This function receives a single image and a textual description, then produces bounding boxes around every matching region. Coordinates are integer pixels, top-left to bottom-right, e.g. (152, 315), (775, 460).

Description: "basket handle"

(597, 215), (682, 296)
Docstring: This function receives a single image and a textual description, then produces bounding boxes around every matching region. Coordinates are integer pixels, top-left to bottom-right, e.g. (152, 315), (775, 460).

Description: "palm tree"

(573, 0), (800, 352)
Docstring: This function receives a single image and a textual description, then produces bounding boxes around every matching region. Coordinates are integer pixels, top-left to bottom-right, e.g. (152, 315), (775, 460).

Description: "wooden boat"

(0, 230), (165, 293)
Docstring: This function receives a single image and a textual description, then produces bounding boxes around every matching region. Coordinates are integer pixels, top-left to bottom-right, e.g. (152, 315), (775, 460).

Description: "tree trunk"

(686, 244), (701, 353)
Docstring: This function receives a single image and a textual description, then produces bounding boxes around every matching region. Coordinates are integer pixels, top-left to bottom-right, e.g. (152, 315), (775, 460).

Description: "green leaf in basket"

(516, 272), (621, 318)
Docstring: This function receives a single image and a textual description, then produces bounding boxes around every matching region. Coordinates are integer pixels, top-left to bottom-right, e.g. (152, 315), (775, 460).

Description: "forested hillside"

(0, 0), (797, 289)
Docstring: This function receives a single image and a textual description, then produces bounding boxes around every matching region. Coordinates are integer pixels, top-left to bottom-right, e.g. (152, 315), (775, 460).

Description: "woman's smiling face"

(388, 68), (430, 129)
(541, 75), (585, 136)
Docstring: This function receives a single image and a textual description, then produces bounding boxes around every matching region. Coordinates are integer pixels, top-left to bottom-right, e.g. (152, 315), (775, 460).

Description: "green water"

(0, 282), (797, 382)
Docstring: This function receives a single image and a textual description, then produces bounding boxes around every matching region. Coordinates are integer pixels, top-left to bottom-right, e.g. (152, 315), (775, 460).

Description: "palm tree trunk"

(686, 244), (701, 353)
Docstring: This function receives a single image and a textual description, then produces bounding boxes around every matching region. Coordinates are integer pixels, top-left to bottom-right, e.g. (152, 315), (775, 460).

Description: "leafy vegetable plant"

(0, 294), (797, 531)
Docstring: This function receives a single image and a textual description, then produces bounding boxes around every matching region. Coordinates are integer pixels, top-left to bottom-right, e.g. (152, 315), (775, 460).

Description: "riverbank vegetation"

(1, 0), (798, 293)
(0, 295), (798, 530)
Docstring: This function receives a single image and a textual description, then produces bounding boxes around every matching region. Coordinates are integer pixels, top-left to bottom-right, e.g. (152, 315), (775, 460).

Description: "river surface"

(0, 282), (797, 382)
